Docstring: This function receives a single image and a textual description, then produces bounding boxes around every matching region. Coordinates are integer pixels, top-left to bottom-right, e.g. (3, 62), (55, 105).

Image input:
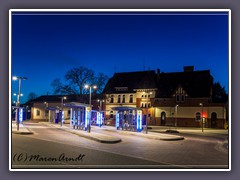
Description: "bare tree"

(94, 72), (109, 94)
(51, 66), (108, 95)
(27, 92), (38, 101)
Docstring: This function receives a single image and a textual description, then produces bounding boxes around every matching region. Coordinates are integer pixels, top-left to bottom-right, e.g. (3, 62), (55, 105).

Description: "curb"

(64, 129), (122, 144)
(42, 123), (122, 144)
(104, 129), (184, 141)
(12, 131), (34, 135)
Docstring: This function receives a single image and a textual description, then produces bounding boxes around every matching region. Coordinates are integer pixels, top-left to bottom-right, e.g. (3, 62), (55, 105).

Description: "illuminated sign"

(62, 111), (64, 124)
(116, 112), (119, 129)
(85, 107), (90, 130)
(137, 110), (142, 132)
(19, 108), (23, 123)
(96, 112), (101, 125)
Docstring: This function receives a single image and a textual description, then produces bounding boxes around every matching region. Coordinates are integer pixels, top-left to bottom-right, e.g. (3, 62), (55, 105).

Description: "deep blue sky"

(11, 11), (229, 103)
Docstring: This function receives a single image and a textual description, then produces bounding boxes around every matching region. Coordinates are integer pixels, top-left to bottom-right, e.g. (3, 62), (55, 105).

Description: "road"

(11, 122), (229, 169)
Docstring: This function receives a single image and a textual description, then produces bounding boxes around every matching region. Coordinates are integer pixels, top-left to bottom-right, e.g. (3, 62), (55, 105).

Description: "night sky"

(11, 11), (229, 103)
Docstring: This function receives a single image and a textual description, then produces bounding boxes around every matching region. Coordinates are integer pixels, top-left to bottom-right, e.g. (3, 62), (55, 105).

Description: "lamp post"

(60, 96), (67, 127)
(85, 85), (97, 133)
(200, 103), (204, 132)
(12, 76), (27, 131)
(98, 99), (104, 111)
(175, 105), (179, 128)
(44, 102), (49, 122)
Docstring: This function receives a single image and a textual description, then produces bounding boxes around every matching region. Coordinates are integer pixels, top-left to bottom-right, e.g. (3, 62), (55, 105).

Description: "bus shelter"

(46, 107), (61, 124)
(64, 102), (91, 131)
(12, 106), (24, 123)
(111, 107), (143, 132)
(91, 110), (104, 127)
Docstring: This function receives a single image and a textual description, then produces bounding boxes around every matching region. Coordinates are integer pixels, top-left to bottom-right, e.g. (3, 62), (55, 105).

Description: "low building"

(26, 94), (102, 123)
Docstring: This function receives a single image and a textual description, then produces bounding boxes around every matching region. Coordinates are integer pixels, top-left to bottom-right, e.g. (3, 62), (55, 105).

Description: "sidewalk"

(148, 125), (229, 135)
(11, 121), (33, 135)
(11, 121), (185, 142)
(92, 125), (185, 141)
(41, 122), (122, 144)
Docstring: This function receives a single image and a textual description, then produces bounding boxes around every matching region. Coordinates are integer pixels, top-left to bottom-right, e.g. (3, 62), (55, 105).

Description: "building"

(102, 66), (227, 129)
(103, 70), (157, 125)
(26, 94), (103, 123)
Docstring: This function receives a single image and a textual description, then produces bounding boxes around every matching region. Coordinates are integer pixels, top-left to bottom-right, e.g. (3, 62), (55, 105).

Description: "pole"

(88, 86), (92, 133)
(175, 105), (178, 128)
(146, 92), (149, 134)
(61, 97), (63, 127)
(201, 104), (204, 132)
(16, 78), (22, 131)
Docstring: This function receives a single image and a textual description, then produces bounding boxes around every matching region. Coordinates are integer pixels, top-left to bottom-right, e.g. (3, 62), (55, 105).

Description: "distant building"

(102, 66), (227, 129)
(26, 94), (102, 122)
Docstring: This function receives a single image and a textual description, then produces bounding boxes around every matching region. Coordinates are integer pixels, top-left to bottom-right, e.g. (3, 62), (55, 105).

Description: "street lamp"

(85, 84), (97, 133)
(12, 76), (27, 131)
(200, 103), (204, 132)
(175, 105), (179, 128)
(97, 99), (104, 111)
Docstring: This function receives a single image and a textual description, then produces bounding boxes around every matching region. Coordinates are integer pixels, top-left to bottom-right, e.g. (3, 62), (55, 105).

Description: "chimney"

(184, 66), (194, 72)
(157, 68), (161, 81)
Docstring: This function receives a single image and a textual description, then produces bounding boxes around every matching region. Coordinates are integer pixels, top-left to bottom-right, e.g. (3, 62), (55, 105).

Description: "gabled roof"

(156, 70), (213, 98)
(103, 70), (157, 94)
(26, 94), (103, 105)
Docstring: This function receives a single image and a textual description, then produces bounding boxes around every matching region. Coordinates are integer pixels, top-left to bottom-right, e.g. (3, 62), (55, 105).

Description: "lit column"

(44, 102), (49, 122)
(200, 103), (204, 132)
(12, 76), (27, 131)
(97, 99), (104, 127)
(143, 91), (152, 134)
(60, 96), (67, 127)
(84, 85), (97, 133)
(175, 105), (179, 127)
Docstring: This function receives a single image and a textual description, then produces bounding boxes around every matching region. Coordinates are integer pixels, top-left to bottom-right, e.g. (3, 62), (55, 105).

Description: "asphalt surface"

(11, 121), (229, 169)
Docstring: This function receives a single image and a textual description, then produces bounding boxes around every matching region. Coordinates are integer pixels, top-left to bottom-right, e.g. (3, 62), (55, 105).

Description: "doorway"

(211, 112), (217, 128)
(161, 112), (166, 126)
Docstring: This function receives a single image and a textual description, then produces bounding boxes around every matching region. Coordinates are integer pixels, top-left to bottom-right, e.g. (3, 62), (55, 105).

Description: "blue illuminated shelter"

(111, 106), (142, 132)
(64, 102), (92, 131)
(12, 106), (24, 123)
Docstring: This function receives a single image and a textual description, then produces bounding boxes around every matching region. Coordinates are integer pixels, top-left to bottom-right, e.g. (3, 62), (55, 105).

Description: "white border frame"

(9, 9), (231, 172)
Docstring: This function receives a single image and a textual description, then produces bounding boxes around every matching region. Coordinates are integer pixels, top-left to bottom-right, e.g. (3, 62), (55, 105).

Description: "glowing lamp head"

(93, 85), (97, 89)
(84, 84), (89, 89)
(12, 76), (18, 80)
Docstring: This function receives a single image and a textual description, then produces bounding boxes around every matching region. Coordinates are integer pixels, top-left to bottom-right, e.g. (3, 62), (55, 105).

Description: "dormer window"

(115, 87), (128, 91)
(175, 86), (187, 102)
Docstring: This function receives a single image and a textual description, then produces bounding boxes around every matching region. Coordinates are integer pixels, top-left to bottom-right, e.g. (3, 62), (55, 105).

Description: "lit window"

(175, 86), (186, 102)
(110, 95), (114, 103)
(36, 109), (40, 116)
(129, 94), (133, 103)
(196, 112), (201, 121)
(118, 95), (121, 103)
(110, 111), (113, 118)
(122, 95), (125, 103)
